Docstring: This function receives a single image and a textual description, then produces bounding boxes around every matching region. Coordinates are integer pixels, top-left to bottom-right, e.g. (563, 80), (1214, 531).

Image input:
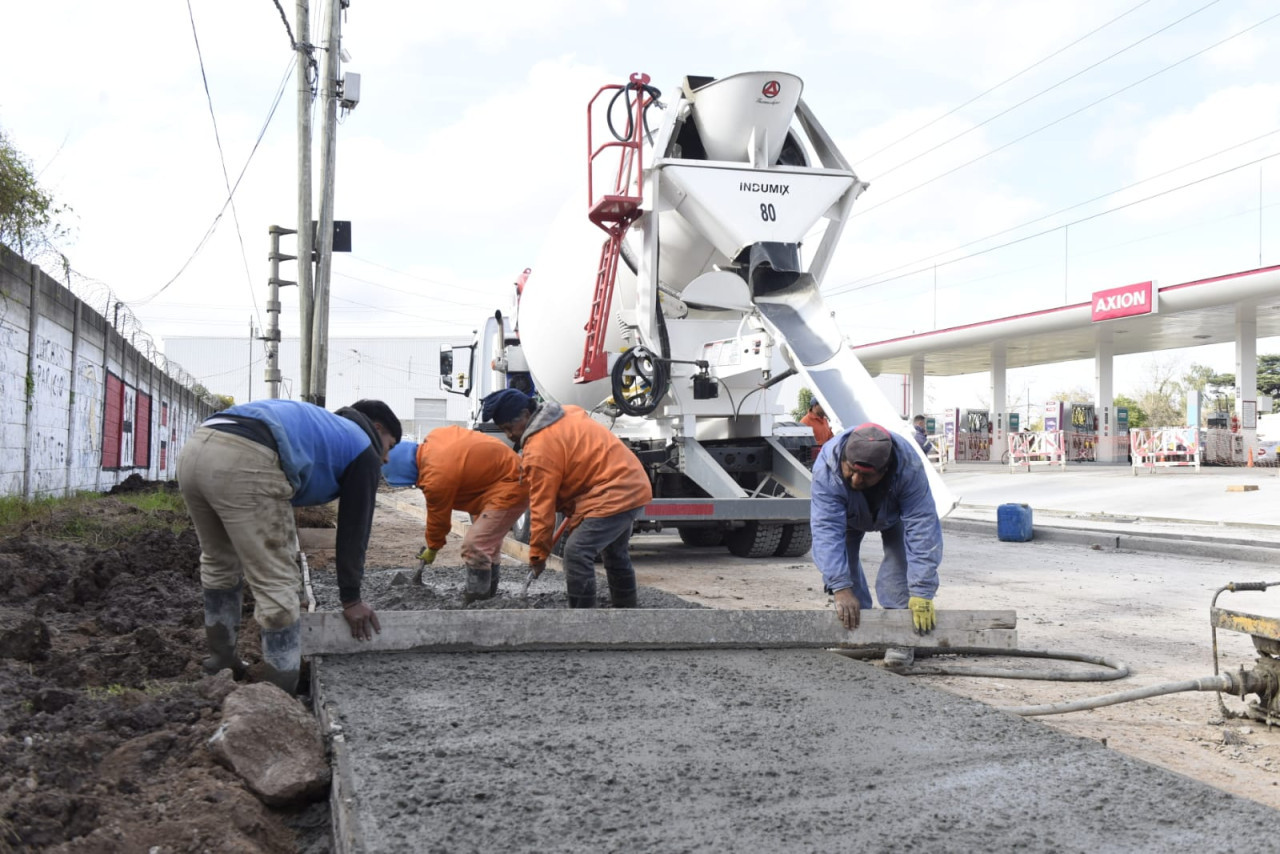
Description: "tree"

(1132, 357), (1185, 427)
(791, 387), (815, 421)
(0, 127), (70, 260)
(1258, 354), (1280, 398)
(1048, 386), (1092, 404)
(1113, 394), (1147, 428)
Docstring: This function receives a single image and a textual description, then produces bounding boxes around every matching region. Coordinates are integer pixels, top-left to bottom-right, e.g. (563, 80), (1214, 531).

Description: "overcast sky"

(3, 0), (1279, 409)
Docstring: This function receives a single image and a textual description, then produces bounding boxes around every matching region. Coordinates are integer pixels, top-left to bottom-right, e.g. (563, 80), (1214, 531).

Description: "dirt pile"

(0, 494), (320, 853)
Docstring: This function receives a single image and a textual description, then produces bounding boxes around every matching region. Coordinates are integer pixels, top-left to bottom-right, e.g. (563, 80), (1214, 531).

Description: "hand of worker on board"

(908, 596), (935, 635)
(416, 546), (438, 565)
(528, 560), (546, 580)
(833, 588), (860, 631)
(342, 600), (382, 642)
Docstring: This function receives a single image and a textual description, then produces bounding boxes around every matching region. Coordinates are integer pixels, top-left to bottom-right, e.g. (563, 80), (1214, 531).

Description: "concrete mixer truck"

(441, 71), (956, 558)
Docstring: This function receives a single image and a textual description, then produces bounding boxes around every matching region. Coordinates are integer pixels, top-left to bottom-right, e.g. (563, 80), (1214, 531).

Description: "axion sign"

(1091, 280), (1157, 322)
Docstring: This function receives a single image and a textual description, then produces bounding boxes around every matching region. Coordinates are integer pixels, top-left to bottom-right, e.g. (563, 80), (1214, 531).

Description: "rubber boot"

(260, 621), (302, 695)
(606, 565), (638, 609)
(463, 566), (493, 604)
(202, 582), (247, 678)
(567, 594), (597, 609)
(609, 588), (638, 609)
(488, 563), (501, 598)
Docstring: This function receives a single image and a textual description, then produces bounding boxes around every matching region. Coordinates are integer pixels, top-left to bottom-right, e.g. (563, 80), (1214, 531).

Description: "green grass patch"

(0, 490), (191, 547)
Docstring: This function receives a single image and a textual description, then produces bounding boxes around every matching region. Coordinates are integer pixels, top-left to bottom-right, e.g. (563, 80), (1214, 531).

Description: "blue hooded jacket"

(810, 427), (942, 598)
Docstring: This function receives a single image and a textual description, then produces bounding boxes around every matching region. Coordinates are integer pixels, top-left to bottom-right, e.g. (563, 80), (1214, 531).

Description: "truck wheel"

(774, 523), (812, 558)
(510, 511), (567, 556)
(678, 526), (724, 547)
(510, 510), (531, 544)
(725, 522), (784, 558)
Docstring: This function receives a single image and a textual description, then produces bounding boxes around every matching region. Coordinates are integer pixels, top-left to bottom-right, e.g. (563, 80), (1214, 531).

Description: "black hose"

(833, 646), (1129, 682)
(611, 346), (669, 416)
(607, 80), (663, 144)
(1005, 674), (1233, 717)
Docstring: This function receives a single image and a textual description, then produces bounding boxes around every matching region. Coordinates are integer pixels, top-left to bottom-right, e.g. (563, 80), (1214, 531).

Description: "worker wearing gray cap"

(810, 422), (942, 667)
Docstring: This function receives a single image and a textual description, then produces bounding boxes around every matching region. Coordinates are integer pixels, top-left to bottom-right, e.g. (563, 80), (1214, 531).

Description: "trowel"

(520, 518), (569, 600)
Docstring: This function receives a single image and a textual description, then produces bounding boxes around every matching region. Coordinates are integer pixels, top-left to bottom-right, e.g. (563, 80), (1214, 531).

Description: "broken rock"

(208, 682), (330, 806)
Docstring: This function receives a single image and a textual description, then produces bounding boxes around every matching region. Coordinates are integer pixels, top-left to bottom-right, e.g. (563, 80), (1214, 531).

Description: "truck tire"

(510, 510), (567, 557)
(774, 523), (812, 558)
(725, 522), (784, 558)
(510, 510), (531, 544)
(678, 526), (724, 547)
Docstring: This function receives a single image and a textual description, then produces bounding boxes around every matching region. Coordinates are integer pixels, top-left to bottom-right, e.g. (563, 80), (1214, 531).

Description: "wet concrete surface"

(319, 647), (1278, 853)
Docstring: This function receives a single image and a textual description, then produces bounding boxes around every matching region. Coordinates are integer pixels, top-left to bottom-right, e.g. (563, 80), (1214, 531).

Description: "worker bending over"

(810, 422), (942, 668)
(382, 426), (529, 602)
(482, 388), (652, 609)
(801, 398), (834, 445)
(178, 398), (400, 694)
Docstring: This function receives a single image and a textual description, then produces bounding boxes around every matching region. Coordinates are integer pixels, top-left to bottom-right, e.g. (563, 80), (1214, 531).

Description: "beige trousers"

(460, 503), (529, 571)
(177, 427), (301, 629)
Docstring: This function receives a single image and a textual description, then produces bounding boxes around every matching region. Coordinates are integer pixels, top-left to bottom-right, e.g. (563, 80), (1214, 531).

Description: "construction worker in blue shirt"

(178, 398), (401, 694)
(810, 422), (942, 668)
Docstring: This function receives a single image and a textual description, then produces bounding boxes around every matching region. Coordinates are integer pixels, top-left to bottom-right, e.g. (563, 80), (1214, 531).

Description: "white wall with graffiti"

(1, 246), (216, 498)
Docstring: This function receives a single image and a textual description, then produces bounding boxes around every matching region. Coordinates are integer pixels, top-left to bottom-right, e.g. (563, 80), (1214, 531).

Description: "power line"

(869, 0), (1219, 181)
(850, 9), (1280, 222)
(832, 127), (1280, 293)
(183, 0), (261, 330)
(334, 268), (510, 310)
(270, 0), (297, 49)
(853, 0), (1156, 168)
(829, 148), (1280, 298)
(133, 56), (296, 305)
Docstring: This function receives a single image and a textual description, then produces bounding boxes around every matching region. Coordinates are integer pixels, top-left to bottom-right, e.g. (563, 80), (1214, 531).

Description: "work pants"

(460, 503), (529, 571)
(177, 427), (301, 629)
(460, 503), (528, 598)
(561, 508), (642, 601)
(845, 521), (910, 610)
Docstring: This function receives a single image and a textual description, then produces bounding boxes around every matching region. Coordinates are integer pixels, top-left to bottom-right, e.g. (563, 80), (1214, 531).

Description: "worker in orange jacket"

(801, 398), (835, 446)
(481, 388), (652, 609)
(382, 426), (529, 603)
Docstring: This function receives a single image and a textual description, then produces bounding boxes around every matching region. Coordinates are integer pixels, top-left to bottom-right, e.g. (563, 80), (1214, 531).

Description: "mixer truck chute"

(442, 71), (957, 558)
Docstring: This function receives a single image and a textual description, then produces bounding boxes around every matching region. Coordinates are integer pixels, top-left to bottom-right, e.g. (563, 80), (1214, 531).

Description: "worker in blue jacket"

(810, 422), (942, 668)
(178, 398), (401, 694)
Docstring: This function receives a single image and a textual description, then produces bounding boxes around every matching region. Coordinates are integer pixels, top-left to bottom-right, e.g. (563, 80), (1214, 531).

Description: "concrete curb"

(943, 518), (1280, 565)
(311, 656), (365, 854)
(301, 608), (1018, 656)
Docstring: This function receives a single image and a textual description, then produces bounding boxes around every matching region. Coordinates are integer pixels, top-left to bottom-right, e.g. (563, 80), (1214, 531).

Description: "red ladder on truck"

(575, 73), (657, 384)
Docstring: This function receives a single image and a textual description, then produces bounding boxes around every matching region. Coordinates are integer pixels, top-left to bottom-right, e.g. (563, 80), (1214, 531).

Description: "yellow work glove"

(908, 596), (935, 635)
(416, 546), (438, 565)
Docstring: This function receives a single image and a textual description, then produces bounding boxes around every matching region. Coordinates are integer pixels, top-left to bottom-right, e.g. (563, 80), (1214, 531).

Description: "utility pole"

(248, 318), (254, 402)
(265, 225), (294, 399)
(296, 0), (314, 402)
(310, 0), (342, 408)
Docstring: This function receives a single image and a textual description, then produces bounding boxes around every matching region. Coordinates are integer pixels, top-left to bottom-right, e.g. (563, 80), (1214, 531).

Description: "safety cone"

(1247, 447), (1254, 468)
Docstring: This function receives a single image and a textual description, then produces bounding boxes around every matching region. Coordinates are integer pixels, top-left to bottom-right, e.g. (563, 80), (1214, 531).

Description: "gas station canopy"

(851, 265), (1280, 377)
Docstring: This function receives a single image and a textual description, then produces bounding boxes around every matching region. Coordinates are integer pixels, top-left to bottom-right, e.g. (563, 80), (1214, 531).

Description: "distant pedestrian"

(801, 399), (835, 446)
(482, 388), (652, 609)
(178, 398), (401, 694)
(382, 426), (529, 603)
(810, 423), (942, 668)
(912, 415), (934, 455)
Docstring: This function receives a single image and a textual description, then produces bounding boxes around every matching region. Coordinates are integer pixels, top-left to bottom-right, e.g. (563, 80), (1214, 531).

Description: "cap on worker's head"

(808, 398), (822, 411)
(481, 388), (533, 424)
(382, 440), (419, 487)
(842, 423), (893, 473)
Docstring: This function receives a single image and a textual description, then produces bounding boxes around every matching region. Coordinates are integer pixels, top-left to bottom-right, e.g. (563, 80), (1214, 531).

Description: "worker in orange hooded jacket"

(382, 426), (528, 603)
(482, 388), (652, 608)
